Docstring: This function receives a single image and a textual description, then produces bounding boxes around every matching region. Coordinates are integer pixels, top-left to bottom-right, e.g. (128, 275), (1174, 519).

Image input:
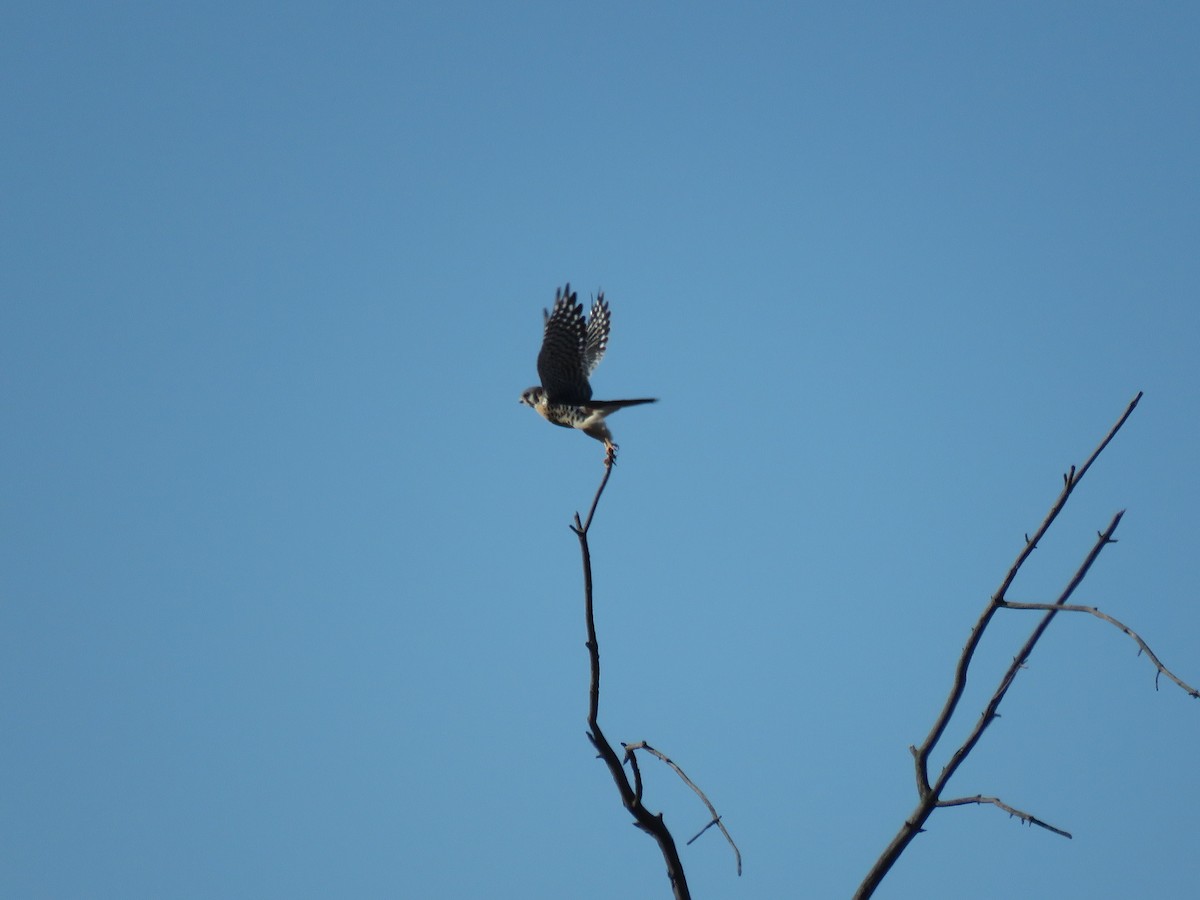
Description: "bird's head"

(520, 387), (545, 408)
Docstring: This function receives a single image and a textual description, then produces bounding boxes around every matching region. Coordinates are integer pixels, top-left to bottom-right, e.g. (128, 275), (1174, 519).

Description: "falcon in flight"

(520, 284), (656, 460)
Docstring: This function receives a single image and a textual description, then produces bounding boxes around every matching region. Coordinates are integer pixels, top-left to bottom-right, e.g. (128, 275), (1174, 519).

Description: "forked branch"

(625, 741), (743, 875)
(911, 392), (1143, 794)
(852, 392), (1195, 899)
(570, 457), (739, 898)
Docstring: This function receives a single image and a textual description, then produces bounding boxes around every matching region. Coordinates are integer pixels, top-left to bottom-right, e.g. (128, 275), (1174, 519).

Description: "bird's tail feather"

(582, 398), (658, 412)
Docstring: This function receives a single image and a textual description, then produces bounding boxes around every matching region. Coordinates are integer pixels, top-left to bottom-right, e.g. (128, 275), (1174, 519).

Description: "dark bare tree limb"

(931, 512), (1126, 797)
(912, 392), (1142, 794)
(570, 456), (690, 900)
(854, 392), (1146, 899)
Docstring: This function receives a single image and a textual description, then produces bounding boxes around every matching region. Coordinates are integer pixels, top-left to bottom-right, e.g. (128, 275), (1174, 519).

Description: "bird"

(520, 284), (656, 461)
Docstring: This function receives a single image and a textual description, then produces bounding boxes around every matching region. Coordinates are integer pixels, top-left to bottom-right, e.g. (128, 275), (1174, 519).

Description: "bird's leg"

(604, 440), (619, 466)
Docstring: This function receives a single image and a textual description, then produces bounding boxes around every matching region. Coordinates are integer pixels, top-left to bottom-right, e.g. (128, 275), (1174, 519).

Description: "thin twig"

(624, 742), (645, 804)
(625, 741), (743, 876)
(572, 456), (615, 538)
(998, 601), (1200, 698)
(937, 795), (1072, 839)
(571, 457), (616, 734)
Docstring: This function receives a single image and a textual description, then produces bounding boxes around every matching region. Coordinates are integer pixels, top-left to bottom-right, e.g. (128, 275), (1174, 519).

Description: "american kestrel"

(520, 284), (656, 459)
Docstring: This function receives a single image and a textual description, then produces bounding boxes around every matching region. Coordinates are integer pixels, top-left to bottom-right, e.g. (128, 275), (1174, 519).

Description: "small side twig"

(625, 741), (743, 876)
(626, 742), (645, 804)
(998, 601), (1200, 698)
(937, 795), (1073, 839)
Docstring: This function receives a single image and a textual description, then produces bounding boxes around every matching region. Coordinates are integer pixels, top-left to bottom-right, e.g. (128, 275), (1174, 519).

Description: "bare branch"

(571, 455), (615, 538)
(624, 742), (645, 804)
(949, 512), (1126, 773)
(573, 456), (691, 899)
(998, 601), (1200, 698)
(913, 392), (1142, 793)
(854, 392), (1143, 900)
(625, 741), (743, 876)
(937, 795), (1072, 839)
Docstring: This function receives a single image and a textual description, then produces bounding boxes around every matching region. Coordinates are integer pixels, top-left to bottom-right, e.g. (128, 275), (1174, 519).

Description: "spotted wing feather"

(583, 294), (610, 378)
(536, 284), (592, 403)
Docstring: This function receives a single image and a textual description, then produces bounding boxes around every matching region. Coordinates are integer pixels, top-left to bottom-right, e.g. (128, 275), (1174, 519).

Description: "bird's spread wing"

(537, 285), (592, 403)
(583, 294), (610, 378)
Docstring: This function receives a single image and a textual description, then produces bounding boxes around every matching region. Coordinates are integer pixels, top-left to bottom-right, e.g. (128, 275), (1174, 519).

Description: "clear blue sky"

(4, 3), (1198, 897)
